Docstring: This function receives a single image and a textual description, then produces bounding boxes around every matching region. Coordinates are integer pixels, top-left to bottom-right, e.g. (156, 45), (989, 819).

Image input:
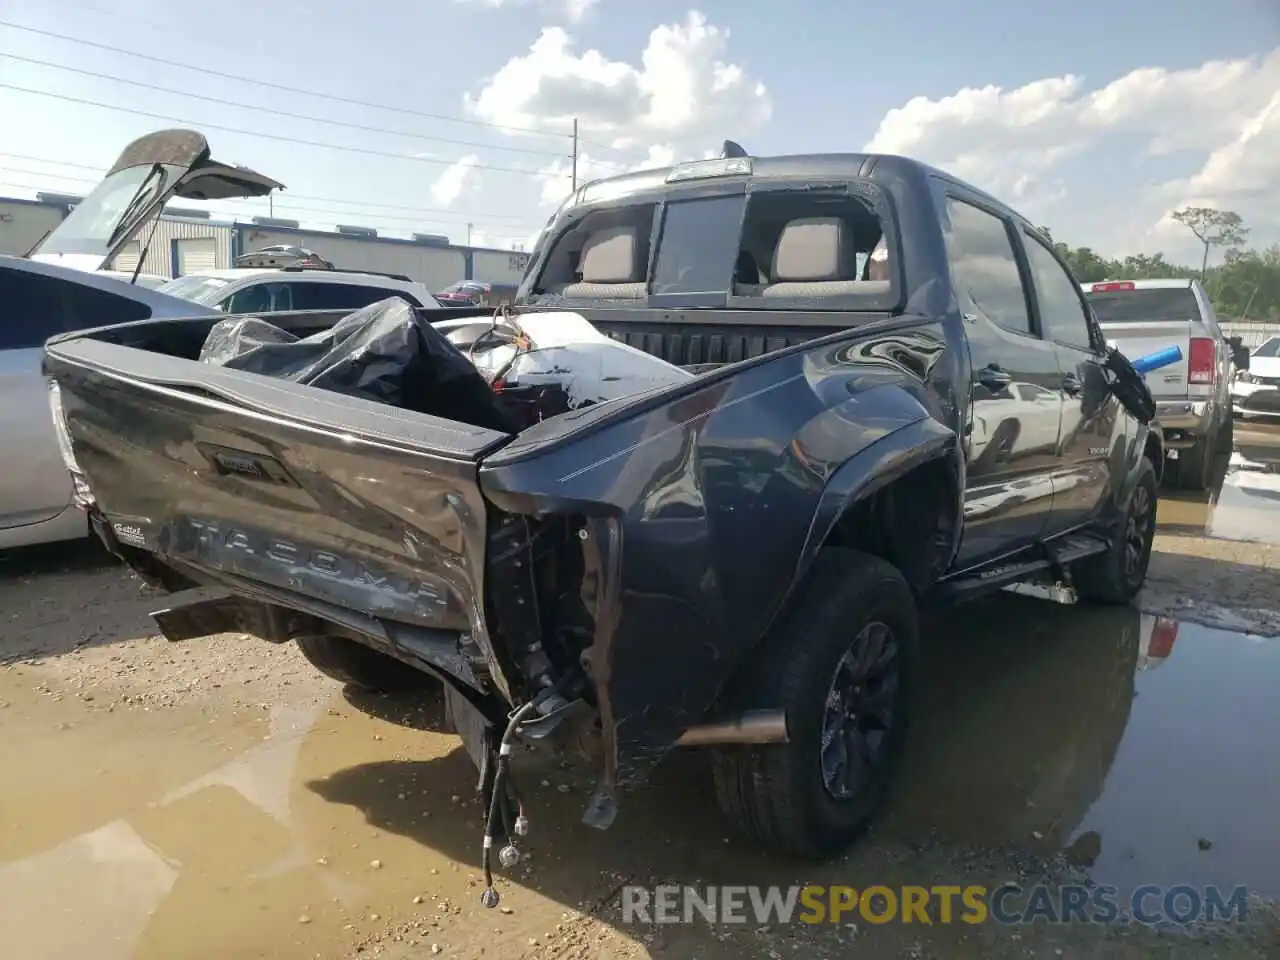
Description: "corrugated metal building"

(234, 221), (531, 289)
(475, 247), (533, 285)
(1, 192), (532, 287)
(234, 221), (463, 289)
(109, 208), (236, 277)
(0, 194), (77, 256)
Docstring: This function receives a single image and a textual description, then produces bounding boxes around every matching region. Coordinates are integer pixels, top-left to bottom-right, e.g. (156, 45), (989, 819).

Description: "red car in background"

(435, 280), (517, 307)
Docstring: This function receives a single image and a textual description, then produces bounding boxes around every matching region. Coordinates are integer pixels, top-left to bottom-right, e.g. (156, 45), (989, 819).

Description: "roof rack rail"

(279, 265), (414, 283)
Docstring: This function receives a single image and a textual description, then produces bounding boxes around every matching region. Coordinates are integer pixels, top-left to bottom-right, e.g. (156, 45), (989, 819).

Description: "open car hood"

(30, 129), (284, 273)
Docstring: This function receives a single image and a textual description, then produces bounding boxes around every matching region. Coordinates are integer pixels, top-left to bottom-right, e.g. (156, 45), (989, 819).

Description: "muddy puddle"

(888, 598), (1280, 898)
(1159, 423), (1280, 545)
(2, 592), (1276, 959)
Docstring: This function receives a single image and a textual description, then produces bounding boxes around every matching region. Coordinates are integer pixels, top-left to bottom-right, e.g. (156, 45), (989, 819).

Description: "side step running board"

(927, 533), (1110, 606)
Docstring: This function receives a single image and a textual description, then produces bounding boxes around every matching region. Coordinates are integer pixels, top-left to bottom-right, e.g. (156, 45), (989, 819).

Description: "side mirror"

(1227, 336), (1250, 370)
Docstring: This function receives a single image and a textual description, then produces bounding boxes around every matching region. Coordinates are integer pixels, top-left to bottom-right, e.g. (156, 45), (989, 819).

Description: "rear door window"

(1022, 230), (1095, 350)
(651, 195), (745, 295)
(0, 269), (151, 350)
(222, 282), (277, 314)
(943, 198), (1032, 336)
(1086, 288), (1201, 324)
(288, 282), (419, 311)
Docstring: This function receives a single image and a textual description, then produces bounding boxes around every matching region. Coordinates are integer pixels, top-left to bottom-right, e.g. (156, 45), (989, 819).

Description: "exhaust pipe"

(676, 710), (788, 747)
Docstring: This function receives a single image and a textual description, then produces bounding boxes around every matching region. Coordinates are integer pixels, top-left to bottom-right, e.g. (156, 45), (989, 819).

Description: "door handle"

(1061, 374), (1083, 397)
(976, 367), (1012, 390)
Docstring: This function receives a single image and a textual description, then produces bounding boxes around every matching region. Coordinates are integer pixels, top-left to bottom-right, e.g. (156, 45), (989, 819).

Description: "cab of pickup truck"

(1084, 278), (1235, 490)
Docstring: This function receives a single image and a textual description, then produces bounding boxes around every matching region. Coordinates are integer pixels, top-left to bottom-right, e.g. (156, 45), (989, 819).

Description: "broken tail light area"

(1188, 337), (1216, 385)
(47, 380), (95, 508)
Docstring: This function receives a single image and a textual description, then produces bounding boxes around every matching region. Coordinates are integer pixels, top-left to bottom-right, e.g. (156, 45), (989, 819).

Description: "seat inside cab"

(530, 190), (890, 302)
(735, 194), (890, 299)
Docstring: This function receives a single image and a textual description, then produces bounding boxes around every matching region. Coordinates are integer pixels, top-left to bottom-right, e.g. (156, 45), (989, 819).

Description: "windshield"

(36, 164), (171, 258)
(1253, 337), (1280, 358)
(1086, 287), (1201, 324)
(157, 274), (232, 305)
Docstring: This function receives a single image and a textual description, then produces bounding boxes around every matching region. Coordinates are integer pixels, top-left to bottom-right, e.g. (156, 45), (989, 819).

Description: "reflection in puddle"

(1161, 428), (1280, 545)
(1204, 446), (1280, 544)
(892, 598), (1280, 900)
(1069, 617), (1280, 899)
(0, 820), (177, 960)
(0, 594), (1277, 958)
(161, 702), (324, 826)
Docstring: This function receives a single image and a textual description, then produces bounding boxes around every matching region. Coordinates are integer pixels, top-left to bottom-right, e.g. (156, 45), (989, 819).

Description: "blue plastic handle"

(1130, 345), (1183, 375)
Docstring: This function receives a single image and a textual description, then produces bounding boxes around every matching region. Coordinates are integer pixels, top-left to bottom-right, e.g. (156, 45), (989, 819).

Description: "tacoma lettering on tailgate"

(181, 518), (455, 625)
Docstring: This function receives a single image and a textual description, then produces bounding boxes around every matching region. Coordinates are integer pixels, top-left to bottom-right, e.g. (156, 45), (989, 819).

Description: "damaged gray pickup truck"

(44, 148), (1162, 904)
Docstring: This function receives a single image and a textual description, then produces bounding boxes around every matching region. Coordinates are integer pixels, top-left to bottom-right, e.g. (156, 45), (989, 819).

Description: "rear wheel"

(1170, 437), (1213, 491)
(1074, 456), (1158, 604)
(1215, 409), (1234, 453)
(710, 550), (919, 859)
(295, 635), (437, 692)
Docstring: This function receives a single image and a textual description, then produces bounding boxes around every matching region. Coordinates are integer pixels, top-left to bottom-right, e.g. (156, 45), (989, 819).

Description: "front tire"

(1074, 456), (1158, 604)
(710, 550), (919, 859)
(295, 635), (437, 692)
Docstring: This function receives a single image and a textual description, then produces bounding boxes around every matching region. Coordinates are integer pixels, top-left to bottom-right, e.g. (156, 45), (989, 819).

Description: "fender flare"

(781, 416), (962, 610)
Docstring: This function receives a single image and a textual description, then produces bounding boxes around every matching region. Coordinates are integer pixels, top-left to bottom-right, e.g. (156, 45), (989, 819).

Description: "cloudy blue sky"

(2, 0), (1278, 261)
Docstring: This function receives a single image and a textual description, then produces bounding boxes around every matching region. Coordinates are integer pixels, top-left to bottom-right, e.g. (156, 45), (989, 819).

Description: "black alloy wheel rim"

(1124, 483), (1154, 580)
(819, 621), (900, 800)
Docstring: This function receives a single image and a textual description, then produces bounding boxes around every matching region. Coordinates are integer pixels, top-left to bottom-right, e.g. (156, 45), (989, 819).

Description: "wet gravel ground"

(2, 424), (1280, 959)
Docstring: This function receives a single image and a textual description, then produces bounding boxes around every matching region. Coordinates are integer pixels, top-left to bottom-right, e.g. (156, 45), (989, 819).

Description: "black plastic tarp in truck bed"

(199, 299), (517, 433)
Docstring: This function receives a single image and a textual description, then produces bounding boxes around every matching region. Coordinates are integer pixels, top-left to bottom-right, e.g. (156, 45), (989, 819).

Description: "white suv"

(156, 267), (442, 314)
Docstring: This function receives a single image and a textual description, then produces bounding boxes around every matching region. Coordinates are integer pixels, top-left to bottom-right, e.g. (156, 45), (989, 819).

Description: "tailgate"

(46, 336), (512, 636)
(1097, 321), (1192, 398)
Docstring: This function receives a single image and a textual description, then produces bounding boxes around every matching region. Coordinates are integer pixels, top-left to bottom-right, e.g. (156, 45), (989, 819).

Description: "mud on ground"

(2, 461), (1280, 958)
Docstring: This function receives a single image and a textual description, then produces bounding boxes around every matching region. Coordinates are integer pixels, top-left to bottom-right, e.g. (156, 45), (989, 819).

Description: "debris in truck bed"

(198, 301), (693, 433)
(198, 298), (518, 432)
(466, 312), (693, 409)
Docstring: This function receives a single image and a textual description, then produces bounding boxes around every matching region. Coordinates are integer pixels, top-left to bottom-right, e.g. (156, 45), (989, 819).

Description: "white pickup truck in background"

(1083, 278), (1246, 491)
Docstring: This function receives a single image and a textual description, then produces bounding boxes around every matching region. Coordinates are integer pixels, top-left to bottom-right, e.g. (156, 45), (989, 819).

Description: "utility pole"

(571, 118), (579, 192)
(466, 222), (472, 246)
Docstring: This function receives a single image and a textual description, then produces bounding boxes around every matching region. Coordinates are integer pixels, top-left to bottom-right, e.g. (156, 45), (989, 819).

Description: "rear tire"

(1215, 409), (1234, 453)
(1074, 456), (1158, 604)
(295, 635), (436, 692)
(1170, 437), (1212, 491)
(710, 549), (919, 859)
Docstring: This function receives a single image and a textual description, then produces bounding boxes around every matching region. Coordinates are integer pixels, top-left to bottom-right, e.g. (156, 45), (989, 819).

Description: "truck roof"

(573, 152), (1002, 210)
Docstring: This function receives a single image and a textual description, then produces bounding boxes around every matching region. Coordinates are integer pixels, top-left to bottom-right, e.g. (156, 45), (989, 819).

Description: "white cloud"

(468, 226), (542, 251)
(866, 75), (1089, 208)
(864, 49), (1280, 255)
(466, 12), (769, 209)
(534, 143), (676, 207)
(454, 0), (598, 24)
(1151, 90), (1280, 223)
(429, 154), (480, 208)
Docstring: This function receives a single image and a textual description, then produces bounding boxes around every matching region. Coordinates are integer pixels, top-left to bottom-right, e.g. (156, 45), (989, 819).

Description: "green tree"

(1003, 223), (1280, 322)
(1059, 246), (1112, 283)
(1171, 207), (1250, 281)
